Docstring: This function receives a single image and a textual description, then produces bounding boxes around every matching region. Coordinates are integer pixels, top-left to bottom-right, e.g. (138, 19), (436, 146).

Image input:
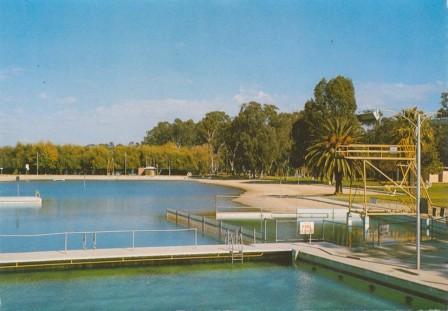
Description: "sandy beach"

(196, 179), (347, 212)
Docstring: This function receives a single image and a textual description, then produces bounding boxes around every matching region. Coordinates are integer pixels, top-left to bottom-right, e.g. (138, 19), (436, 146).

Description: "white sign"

(25, 164), (29, 171)
(379, 224), (390, 235)
(299, 222), (314, 235)
(389, 146), (398, 153)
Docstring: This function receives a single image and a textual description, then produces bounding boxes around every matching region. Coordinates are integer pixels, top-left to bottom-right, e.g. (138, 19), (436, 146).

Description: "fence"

(166, 209), (331, 243)
(166, 209), (264, 244)
(0, 228), (198, 253)
(321, 217), (448, 248)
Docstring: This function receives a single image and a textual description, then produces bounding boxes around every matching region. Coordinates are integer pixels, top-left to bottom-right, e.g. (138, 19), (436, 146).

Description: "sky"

(0, 0), (446, 145)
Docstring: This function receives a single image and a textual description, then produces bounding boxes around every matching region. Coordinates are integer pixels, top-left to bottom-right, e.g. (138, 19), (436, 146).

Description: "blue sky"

(0, 0), (446, 145)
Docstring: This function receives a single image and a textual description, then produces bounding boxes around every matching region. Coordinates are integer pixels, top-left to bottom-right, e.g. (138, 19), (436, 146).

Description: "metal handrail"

(0, 228), (198, 252)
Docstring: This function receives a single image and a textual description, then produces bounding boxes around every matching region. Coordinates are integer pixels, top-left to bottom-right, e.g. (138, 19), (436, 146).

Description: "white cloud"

(60, 96), (77, 105)
(0, 97), (235, 145)
(355, 81), (445, 112)
(38, 92), (48, 99)
(233, 87), (275, 104)
(0, 67), (24, 80)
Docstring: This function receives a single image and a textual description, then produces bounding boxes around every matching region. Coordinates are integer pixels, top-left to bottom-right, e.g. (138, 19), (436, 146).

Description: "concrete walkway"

(291, 242), (448, 292)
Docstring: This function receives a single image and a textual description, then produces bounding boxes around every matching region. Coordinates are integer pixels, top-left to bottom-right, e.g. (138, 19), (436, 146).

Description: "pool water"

(0, 263), (403, 310)
(0, 180), (240, 252)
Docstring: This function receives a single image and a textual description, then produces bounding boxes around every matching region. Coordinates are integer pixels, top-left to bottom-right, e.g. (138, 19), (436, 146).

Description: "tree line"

(0, 142), (210, 175)
(1, 75), (447, 184)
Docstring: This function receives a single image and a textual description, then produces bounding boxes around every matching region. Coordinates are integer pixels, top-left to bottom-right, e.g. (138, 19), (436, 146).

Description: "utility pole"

(416, 113), (421, 271)
(36, 152), (39, 176)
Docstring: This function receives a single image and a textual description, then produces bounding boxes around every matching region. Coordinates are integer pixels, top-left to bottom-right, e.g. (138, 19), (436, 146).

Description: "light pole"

(416, 113), (421, 271)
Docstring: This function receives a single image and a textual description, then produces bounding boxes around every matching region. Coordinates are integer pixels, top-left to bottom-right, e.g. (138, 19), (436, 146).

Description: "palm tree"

(305, 117), (360, 194)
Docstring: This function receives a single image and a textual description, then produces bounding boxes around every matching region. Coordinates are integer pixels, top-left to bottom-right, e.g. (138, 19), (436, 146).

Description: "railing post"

(132, 230), (135, 248)
(264, 219), (267, 242)
(93, 232), (97, 249)
(332, 222), (335, 242)
(322, 221), (325, 241)
(275, 219), (278, 242)
(64, 232), (68, 252)
(377, 224), (380, 247)
(194, 228), (197, 246)
(253, 227), (256, 244)
(219, 221), (222, 241)
(82, 232), (87, 250)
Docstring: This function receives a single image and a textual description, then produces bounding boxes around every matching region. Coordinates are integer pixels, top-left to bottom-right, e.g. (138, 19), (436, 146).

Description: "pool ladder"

(225, 230), (244, 264)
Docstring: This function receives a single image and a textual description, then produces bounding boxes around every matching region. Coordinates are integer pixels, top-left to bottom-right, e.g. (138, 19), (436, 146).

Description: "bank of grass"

(428, 183), (448, 208)
(334, 183), (448, 208)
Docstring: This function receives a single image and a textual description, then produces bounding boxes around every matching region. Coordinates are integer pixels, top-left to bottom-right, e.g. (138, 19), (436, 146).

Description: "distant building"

(137, 166), (157, 176)
(429, 168), (448, 183)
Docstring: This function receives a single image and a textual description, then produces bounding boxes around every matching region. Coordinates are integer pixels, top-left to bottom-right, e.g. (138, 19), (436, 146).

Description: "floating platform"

(0, 244), (292, 272)
(0, 196), (42, 208)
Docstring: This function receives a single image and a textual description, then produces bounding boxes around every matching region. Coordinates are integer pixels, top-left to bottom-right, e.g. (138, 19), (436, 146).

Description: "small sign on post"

(299, 221), (314, 243)
(379, 224), (389, 235)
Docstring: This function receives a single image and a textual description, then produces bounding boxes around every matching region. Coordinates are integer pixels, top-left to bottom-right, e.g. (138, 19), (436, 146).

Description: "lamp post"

(416, 113), (421, 271)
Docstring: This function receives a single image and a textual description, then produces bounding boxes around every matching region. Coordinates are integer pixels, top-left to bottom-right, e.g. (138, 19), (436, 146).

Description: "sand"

(196, 179), (347, 212)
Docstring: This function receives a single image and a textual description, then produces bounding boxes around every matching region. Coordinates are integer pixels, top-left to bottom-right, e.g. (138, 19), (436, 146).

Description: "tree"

(306, 118), (361, 194)
(143, 121), (173, 145)
(438, 92), (448, 117)
(143, 119), (201, 147)
(197, 111), (231, 174)
(171, 118), (200, 147)
(270, 112), (300, 176)
(395, 108), (442, 177)
(295, 76), (358, 166)
(231, 102), (279, 177)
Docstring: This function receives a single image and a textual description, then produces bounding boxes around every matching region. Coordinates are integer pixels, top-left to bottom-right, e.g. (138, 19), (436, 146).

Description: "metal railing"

(167, 209), (263, 244)
(0, 228), (198, 253)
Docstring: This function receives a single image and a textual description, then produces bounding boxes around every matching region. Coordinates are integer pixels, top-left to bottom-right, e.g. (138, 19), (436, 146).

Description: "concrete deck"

(292, 242), (447, 304)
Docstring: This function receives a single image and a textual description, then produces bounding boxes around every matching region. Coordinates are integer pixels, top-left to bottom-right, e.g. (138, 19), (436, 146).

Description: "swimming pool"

(0, 262), (403, 310)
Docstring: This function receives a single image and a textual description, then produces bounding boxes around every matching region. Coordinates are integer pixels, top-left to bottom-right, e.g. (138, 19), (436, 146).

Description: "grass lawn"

(428, 183), (448, 208)
(334, 183), (448, 208)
